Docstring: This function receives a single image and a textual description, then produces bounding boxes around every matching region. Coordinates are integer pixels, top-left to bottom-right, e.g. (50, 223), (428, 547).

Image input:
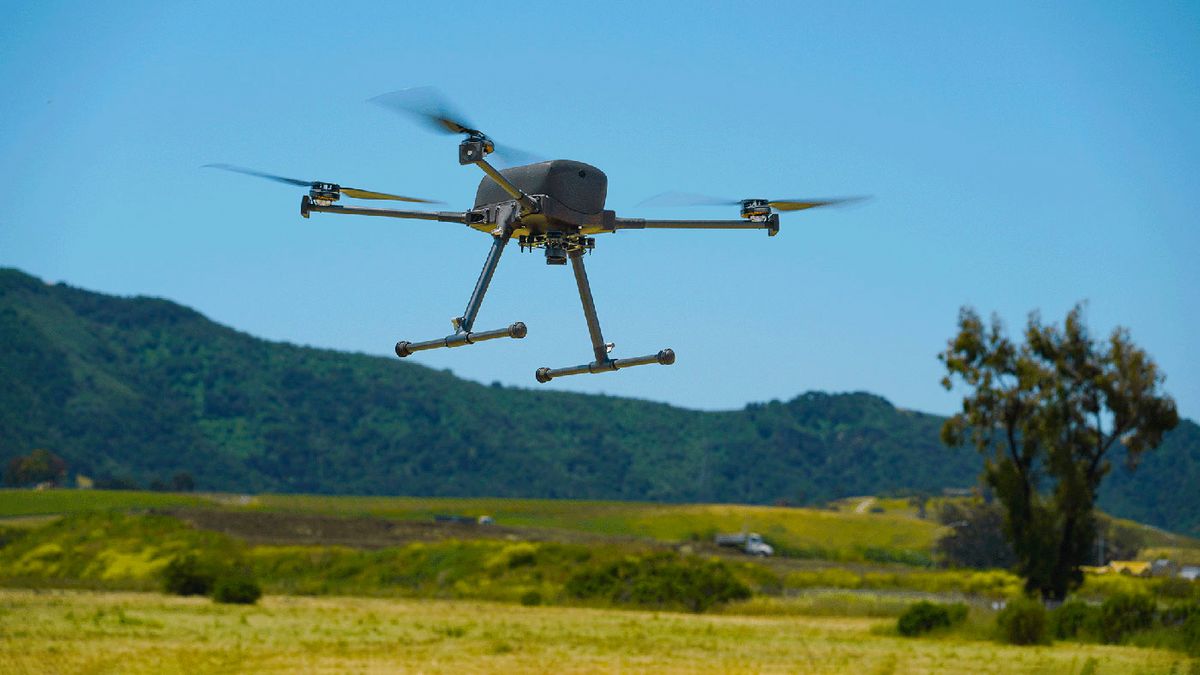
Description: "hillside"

(1, 267), (1197, 533)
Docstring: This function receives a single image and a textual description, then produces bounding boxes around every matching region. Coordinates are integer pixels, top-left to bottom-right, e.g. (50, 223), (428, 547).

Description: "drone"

(208, 87), (859, 383)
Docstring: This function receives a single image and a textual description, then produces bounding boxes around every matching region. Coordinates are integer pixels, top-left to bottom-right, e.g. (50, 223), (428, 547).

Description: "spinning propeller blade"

(203, 163), (312, 187)
(369, 87), (544, 167)
(637, 191), (866, 211)
(204, 164), (440, 203)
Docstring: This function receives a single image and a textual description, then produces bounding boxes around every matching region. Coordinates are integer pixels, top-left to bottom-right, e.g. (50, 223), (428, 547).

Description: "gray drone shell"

(474, 160), (607, 214)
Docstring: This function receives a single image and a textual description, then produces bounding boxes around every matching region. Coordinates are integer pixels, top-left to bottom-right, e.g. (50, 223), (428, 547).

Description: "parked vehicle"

(715, 532), (774, 556)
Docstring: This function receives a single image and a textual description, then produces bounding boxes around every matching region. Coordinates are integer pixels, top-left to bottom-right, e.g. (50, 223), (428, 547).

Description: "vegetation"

(897, 601), (968, 636)
(3, 449), (67, 486)
(211, 574), (262, 604)
(4, 590), (1192, 674)
(2, 268), (1197, 535)
(934, 499), (1016, 569)
(941, 305), (1179, 599)
(996, 597), (1049, 645)
(1098, 592), (1158, 644)
(160, 554), (216, 596)
(1051, 599), (1098, 640)
(564, 552), (751, 612)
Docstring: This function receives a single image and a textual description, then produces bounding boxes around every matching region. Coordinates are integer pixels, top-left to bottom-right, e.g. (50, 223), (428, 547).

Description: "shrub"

(212, 575), (262, 604)
(897, 601), (967, 637)
(1051, 599), (1098, 640)
(1098, 592), (1156, 644)
(565, 553), (750, 613)
(519, 590), (542, 606)
(997, 597), (1049, 645)
(1183, 611), (1200, 656)
(161, 554), (216, 596)
(1156, 577), (1195, 600)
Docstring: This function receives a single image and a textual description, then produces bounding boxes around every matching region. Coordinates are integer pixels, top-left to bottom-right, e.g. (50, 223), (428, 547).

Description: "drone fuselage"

(468, 160), (615, 238)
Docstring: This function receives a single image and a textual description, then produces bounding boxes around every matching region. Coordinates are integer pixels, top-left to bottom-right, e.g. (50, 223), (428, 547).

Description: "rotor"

(204, 164), (439, 205)
(638, 192), (866, 220)
(369, 87), (542, 167)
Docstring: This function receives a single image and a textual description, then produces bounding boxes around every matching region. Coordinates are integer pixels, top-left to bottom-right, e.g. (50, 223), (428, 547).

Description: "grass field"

(0, 589), (1194, 674)
(0, 489), (941, 562)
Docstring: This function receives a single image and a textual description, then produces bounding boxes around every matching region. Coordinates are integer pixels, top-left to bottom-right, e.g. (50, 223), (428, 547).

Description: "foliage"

(161, 554), (216, 596)
(1157, 577), (1196, 600)
(896, 600), (968, 636)
(2, 268), (1198, 534)
(1097, 592), (1156, 644)
(0, 511), (242, 588)
(996, 597), (1049, 645)
(935, 499), (1016, 569)
(1050, 599), (1098, 640)
(211, 574), (262, 604)
(565, 552), (751, 612)
(4, 449), (67, 486)
(940, 305), (1179, 600)
(1185, 609), (1200, 656)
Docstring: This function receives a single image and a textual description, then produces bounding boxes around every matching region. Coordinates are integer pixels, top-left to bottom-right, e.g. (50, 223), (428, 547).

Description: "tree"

(939, 305), (1178, 600)
(3, 449), (68, 486)
(935, 499), (1016, 569)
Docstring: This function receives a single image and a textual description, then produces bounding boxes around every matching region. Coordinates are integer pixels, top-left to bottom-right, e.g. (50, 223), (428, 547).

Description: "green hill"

(1, 267), (1197, 533)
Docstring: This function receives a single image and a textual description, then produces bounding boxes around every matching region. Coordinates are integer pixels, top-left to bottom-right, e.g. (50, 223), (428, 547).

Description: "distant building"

(1181, 566), (1200, 581)
(1150, 559), (1179, 578)
(1084, 560), (1152, 577)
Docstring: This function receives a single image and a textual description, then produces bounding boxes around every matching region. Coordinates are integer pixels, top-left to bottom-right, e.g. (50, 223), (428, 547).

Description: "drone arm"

(302, 197), (469, 223)
(612, 215), (780, 236)
(471, 157), (539, 215)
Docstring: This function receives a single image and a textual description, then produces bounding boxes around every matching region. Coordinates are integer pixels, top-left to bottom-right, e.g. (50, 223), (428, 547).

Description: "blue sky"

(2, 1), (1197, 418)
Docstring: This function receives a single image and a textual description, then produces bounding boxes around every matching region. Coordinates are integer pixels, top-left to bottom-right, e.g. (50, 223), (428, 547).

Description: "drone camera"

(545, 239), (568, 265)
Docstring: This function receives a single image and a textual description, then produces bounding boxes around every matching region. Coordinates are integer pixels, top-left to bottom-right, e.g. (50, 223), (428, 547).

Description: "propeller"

(204, 163), (440, 203)
(637, 191), (867, 212)
(369, 87), (543, 167)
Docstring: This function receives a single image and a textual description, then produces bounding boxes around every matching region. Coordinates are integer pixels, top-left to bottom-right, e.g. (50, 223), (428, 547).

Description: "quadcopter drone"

(208, 87), (858, 383)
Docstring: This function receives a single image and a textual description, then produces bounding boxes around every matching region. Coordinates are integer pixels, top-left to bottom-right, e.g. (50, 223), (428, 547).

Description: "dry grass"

(0, 589), (1193, 674)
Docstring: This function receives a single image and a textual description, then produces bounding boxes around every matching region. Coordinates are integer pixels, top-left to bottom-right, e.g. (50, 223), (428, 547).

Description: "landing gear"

(394, 206), (526, 358)
(534, 248), (674, 383)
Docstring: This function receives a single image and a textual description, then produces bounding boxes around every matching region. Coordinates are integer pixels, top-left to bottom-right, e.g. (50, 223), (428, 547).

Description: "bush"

(1183, 611), (1200, 656)
(565, 553), (750, 613)
(897, 601), (967, 637)
(212, 575), (262, 604)
(519, 590), (542, 606)
(997, 597), (1049, 645)
(1156, 577), (1196, 600)
(1098, 592), (1155, 644)
(161, 554), (216, 596)
(1051, 599), (1098, 640)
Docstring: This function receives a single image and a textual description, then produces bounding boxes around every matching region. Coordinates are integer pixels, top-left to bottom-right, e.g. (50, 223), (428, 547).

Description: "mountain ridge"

(2, 267), (1197, 534)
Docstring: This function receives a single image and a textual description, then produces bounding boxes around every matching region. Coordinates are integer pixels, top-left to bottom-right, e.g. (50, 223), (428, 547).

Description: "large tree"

(4, 448), (68, 486)
(939, 305), (1178, 600)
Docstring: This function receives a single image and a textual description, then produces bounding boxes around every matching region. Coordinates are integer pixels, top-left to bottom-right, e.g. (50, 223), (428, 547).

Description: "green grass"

(0, 489), (943, 563)
(0, 489), (204, 517)
(0, 589), (1192, 674)
(243, 493), (941, 563)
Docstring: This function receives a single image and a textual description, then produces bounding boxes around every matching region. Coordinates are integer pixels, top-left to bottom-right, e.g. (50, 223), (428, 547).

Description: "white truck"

(714, 532), (774, 557)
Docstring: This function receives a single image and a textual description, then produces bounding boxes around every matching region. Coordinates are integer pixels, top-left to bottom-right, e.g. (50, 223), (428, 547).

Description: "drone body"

(210, 88), (858, 383)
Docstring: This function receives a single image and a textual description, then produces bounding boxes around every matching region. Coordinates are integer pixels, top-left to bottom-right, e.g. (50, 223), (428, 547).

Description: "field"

(1, 589), (1193, 674)
(0, 489), (950, 564)
(2, 489), (1198, 671)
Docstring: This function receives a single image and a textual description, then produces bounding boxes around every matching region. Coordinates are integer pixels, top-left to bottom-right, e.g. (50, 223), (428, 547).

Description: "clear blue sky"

(2, 1), (1197, 419)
